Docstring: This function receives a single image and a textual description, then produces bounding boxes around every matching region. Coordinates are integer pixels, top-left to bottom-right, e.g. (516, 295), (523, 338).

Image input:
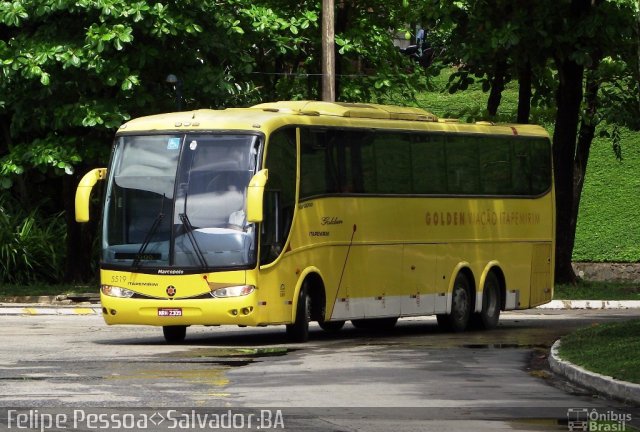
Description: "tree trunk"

(0, 114), (12, 155)
(570, 65), (600, 275)
(334, 1), (350, 100)
(487, 60), (508, 117)
(552, 59), (584, 284)
(321, 0), (336, 101)
(635, 7), (640, 116)
(517, 61), (532, 124)
(553, 0), (597, 285)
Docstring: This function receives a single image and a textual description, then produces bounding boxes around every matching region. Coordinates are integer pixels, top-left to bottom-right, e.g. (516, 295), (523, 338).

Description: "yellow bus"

(76, 101), (554, 343)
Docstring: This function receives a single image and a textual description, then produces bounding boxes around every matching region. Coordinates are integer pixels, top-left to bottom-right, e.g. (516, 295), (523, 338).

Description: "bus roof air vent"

(252, 101), (437, 122)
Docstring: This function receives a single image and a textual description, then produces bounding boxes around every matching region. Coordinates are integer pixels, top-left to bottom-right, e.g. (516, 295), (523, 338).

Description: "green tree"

(0, 0), (261, 281)
(421, 0), (640, 283)
(0, 0), (423, 283)
(549, 0), (637, 283)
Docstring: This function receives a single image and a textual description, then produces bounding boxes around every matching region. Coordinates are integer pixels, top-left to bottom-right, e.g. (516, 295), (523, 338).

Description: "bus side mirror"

(75, 168), (107, 223)
(246, 169), (268, 223)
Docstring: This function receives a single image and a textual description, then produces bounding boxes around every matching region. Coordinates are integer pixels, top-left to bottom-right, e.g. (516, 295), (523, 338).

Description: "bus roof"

(117, 101), (549, 138)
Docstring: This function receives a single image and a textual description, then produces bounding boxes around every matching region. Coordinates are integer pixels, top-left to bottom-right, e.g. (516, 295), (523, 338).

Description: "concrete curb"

(0, 304), (101, 316)
(537, 300), (640, 310)
(549, 340), (640, 405)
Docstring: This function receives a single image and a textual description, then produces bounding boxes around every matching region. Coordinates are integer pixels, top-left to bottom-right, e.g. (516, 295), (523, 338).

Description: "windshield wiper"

(133, 213), (164, 269)
(132, 194), (165, 270)
(179, 212), (209, 271)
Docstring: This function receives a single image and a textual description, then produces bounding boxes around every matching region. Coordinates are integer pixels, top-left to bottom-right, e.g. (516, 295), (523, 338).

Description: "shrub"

(0, 198), (66, 284)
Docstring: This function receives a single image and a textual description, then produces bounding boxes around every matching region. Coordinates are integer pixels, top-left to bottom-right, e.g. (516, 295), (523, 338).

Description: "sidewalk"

(538, 299), (640, 310)
(0, 303), (101, 315)
(0, 293), (100, 316)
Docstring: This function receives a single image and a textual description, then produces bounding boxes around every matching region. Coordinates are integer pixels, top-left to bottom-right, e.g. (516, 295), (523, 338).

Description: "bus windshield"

(102, 133), (260, 270)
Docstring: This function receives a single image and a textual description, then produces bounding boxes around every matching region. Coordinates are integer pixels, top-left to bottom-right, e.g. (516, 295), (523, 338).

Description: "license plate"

(158, 308), (182, 317)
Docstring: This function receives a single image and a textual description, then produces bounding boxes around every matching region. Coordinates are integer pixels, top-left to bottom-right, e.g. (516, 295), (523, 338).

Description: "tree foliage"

(0, 0), (423, 282)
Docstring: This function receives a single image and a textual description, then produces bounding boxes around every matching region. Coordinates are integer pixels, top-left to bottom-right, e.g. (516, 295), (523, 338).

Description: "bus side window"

(446, 136), (480, 194)
(260, 128), (296, 265)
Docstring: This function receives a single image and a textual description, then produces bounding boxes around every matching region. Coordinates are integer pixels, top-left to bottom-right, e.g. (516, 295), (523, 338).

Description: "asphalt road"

(1, 309), (639, 431)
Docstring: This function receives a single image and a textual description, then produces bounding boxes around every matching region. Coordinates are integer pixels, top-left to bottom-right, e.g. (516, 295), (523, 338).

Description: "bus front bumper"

(100, 293), (264, 327)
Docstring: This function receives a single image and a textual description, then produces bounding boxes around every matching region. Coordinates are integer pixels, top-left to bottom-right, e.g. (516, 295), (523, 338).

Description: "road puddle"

(172, 347), (290, 360)
(463, 343), (549, 349)
(109, 368), (230, 387)
(101, 347), (294, 402)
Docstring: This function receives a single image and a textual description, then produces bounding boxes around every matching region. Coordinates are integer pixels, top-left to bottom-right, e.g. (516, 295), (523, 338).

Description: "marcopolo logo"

(567, 408), (632, 432)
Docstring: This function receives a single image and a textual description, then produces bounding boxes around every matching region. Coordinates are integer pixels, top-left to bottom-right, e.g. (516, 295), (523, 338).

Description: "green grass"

(573, 128), (640, 262)
(403, 68), (555, 125)
(554, 281), (640, 300)
(559, 319), (640, 384)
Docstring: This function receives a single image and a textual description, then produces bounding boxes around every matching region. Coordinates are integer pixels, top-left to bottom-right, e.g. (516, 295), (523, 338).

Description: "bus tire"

(163, 325), (187, 344)
(470, 272), (501, 330)
(319, 320), (345, 332)
(317, 291), (345, 332)
(351, 317), (398, 330)
(437, 273), (472, 332)
(286, 285), (311, 342)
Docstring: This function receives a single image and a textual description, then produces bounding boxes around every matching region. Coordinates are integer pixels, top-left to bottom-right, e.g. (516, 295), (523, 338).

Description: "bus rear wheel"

(286, 285), (311, 342)
(470, 272), (501, 330)
(163, 325), (187, 344)
(437, 273), (472, 332)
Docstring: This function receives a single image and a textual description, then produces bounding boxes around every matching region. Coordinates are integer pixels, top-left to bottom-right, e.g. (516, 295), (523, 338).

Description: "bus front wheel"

(163, 325), (187, 344)
(437, 273), (472, 332)
(319, 320), (345, 332)
(286, 285), (311, 342)
(317, 295), (345, 333)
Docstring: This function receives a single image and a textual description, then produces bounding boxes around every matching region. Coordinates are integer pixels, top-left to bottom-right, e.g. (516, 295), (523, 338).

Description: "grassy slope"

(410, 69), (640, 263)
(573, 130), (640, 262)
(559, 319), (640, 384)
(554, 281), (640, 300)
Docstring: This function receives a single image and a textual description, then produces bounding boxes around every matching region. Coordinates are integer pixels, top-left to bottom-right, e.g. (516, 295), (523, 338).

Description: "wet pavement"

(1, 309), (639, 431)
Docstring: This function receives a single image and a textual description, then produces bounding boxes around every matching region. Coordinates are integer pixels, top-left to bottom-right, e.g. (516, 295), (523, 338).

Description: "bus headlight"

(211, 285), (255, 298)
(101, 285), (135, 298)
